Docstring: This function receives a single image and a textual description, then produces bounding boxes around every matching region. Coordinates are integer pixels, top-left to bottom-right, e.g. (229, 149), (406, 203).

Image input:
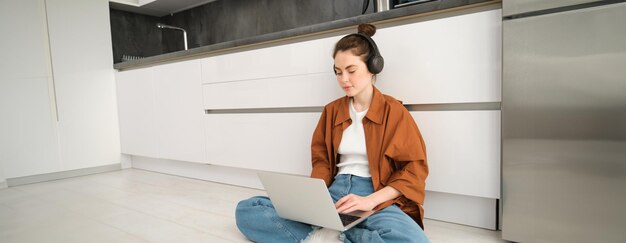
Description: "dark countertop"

(114, 0), (500, 71)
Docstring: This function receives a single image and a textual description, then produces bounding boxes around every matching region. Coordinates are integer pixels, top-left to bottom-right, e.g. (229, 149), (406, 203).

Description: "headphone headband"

(345, 32), (385, 74)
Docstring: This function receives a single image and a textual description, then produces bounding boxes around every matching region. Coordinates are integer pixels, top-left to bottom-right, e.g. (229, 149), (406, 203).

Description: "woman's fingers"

(335, 194), (356, 213)
(335, 194), (375, 213)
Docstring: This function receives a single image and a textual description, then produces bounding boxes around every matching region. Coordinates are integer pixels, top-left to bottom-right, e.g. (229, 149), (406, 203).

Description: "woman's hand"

(335, 194), (378, 213)
(335, 186), (402, 214)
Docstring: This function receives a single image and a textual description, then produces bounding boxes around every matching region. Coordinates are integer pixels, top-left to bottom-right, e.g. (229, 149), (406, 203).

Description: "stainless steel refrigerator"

(502, 1), (626, 242)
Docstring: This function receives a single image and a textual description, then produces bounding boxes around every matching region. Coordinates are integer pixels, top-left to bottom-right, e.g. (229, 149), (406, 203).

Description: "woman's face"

(333, 50), (374, 98)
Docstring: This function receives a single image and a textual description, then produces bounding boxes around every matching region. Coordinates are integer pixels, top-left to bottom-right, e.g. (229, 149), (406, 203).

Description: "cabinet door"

(204, 113), (319, 175)
(46, 0), (120, 169)
(116, 68), (159, 158)
(0, 0), (50, 80)
(0, 77), (61, 178)
(153, 60), (206, 163)
(413, 111), (501, 199)
(376, 9), (502, 104)
(202, 73), (340, 110)
(201, 36), (337, 84)
(0, 0), (60, 178)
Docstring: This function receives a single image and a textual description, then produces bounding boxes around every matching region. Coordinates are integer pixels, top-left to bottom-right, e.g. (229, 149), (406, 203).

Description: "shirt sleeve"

(310, 106), (332, 186)
(385, 107), (429, 205)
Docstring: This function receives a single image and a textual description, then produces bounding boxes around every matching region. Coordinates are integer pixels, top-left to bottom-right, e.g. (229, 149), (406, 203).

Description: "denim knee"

(352, 205), (429, 243)
(235, 196), (269, 236)
(235, 196), (313, 242)
(236, 196), (268, 228)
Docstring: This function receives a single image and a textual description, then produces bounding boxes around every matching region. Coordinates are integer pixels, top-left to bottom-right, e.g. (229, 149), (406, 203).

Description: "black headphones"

(335, 32), (385, 74)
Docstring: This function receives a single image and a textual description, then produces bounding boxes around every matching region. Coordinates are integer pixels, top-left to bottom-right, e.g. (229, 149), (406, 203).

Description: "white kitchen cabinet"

(0, 77), (61, 178)
(116, 60), (206, 163)
(126, 7), (502, 229)
(201, 9), (501, 110)
(0, 0), (50, 80)
(201, 35), (338, 84)
(413, 111), (501, 199)
(45, 0), (114, 77)
(1, 0), (119, 180)
(46, 0), (121, 169)
(153, 60), (206, 163)
(0, 0), (60, 179)
(197, 9), (502, 198)
(204, 113), (319, 175)
(116, 68), (159, 158)
(53, 71), (121, 170)
(202, 73), (341, 110)
(202, 110), (500, 199)
(376, 9), (502, 104)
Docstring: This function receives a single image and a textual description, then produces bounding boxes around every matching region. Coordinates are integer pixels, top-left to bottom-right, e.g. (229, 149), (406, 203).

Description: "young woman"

(236, 23), (429, 243)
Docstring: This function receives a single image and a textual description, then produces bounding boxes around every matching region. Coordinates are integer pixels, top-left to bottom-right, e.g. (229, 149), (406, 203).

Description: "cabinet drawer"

(376, 9), (502, 104)
(413, 110), (501, 198)
(204, 112), (320, 175)
(201, 37), (338, 84)
(203, 73), (341, 110)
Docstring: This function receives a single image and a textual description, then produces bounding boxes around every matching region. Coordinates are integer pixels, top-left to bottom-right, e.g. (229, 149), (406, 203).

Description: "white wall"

(0, 0), (120, 182)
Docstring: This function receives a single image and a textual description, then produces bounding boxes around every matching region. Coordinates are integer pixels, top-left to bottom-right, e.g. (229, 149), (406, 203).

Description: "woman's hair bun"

(357, 23), (376, 37)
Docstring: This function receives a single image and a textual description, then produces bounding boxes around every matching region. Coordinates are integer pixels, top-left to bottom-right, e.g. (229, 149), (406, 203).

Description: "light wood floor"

(0, 169), (505, 242)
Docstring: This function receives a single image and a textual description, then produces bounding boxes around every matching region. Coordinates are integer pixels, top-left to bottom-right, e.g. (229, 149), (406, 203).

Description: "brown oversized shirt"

(311, 86), (429, 228)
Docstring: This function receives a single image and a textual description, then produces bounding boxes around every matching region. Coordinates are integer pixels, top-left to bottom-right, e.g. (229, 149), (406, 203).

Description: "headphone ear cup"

(368, 55), (384, 74)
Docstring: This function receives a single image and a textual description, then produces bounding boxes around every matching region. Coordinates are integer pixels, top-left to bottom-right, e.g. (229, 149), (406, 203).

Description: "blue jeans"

(235, 174), (429, 243)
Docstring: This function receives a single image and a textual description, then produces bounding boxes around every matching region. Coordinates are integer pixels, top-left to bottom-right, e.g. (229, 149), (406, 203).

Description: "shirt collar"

(365, 86), (385, 125)
(333, 86), (385, 126)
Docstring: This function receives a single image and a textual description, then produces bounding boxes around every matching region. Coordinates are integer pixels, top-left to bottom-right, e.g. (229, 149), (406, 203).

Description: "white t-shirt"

(337, 100), (371, 177)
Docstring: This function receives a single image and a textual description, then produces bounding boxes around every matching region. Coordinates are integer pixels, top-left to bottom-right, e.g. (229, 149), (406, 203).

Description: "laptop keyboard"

(339, 213), (361, 226)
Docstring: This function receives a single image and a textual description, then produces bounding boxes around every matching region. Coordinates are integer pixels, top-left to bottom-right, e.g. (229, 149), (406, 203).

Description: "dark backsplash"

(110, 9), (163, 63)
(110, 0), (374, 63)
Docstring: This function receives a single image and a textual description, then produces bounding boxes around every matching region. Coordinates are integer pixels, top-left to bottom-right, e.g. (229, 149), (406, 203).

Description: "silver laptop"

(258, 172), (375, 231)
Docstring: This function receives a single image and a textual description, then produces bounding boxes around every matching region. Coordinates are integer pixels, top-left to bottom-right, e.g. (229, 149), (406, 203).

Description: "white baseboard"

(6, 163), (122, 187)
(131, 155), (498, 229)
(131, 156), (265, 189)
